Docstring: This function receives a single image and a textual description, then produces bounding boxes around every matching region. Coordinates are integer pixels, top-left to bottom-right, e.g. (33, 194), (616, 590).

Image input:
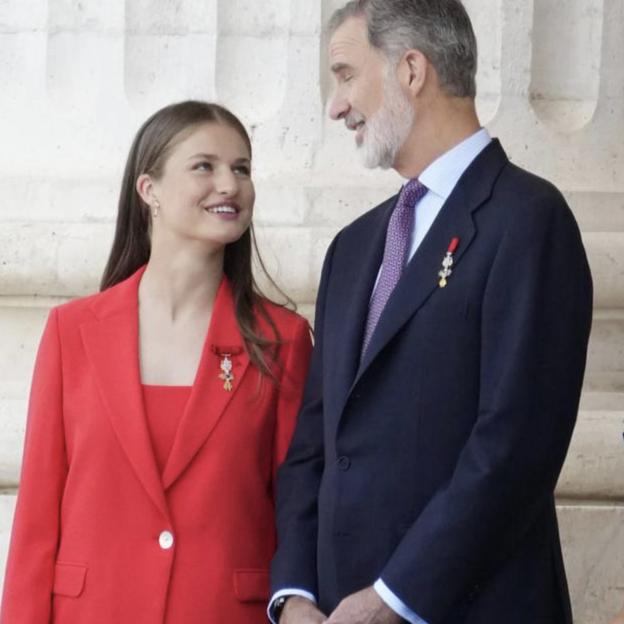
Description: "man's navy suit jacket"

(271, 140), (593, 623)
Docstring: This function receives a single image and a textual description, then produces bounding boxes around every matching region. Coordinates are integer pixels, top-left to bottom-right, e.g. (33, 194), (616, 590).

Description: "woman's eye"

(233, 165), (251, 176)
(195, 161), (213, 172)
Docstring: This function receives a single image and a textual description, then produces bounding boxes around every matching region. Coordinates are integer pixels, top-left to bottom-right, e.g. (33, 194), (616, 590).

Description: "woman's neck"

(140, 246), (224, 322)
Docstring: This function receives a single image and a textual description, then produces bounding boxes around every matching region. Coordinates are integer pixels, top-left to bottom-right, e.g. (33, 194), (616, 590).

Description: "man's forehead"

(329, 15), (369, 65)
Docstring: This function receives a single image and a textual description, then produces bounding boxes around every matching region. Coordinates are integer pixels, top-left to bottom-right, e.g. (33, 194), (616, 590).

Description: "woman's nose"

(214, 168), (238, 196)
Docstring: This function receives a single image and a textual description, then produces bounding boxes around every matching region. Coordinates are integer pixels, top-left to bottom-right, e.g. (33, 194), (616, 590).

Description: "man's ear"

(136, 173), (156, 207)
(398, 49), (428, 97)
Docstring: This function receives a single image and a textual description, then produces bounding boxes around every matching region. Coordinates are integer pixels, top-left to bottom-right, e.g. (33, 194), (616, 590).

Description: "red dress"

(142, 385), (191, 476)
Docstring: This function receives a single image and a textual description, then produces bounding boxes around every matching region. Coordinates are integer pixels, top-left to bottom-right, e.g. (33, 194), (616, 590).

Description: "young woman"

(0, 101), (312, 623)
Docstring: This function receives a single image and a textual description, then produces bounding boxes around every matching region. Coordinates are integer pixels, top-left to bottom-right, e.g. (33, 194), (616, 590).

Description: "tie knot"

(402, 178), (427, 205)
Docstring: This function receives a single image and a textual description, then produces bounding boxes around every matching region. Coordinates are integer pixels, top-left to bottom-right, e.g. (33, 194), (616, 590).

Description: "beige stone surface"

(0, 400), (24, 488)
(559, 504), (624, 624)
(557, 406), (624, 499)
(0, 494), (16, 592)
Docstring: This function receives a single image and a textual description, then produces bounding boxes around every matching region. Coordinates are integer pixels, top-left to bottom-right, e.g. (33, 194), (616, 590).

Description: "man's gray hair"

(329, 0), (477, 98)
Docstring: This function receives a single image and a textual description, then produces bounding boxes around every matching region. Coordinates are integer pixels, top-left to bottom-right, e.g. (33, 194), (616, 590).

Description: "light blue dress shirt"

(268, 128), (492, 624)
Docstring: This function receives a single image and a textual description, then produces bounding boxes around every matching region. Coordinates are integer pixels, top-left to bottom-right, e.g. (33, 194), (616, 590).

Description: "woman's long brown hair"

(100, 100), (291, 378)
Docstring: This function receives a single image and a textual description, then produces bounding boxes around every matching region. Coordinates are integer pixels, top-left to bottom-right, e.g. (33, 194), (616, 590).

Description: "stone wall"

(1, 1), (623, 621)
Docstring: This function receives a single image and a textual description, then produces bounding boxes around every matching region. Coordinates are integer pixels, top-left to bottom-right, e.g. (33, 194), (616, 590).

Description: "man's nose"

(328, 92), (350, 121)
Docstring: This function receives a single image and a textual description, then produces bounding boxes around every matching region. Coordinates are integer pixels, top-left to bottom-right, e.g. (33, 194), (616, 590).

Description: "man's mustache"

(345, 112), (365, 131)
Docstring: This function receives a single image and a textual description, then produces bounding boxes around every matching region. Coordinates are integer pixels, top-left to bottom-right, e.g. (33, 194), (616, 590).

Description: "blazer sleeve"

(0, 308), (68, 624)
(272, 316), (313, 488)
(380, 191), (593, 621)
(270, 234), (339, 599)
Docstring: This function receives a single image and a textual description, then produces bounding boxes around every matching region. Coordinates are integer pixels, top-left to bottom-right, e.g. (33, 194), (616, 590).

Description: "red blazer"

(0, 267), (312, 624)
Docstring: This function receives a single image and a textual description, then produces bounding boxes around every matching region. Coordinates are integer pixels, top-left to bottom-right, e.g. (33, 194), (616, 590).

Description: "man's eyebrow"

(331, 62), (352, 74)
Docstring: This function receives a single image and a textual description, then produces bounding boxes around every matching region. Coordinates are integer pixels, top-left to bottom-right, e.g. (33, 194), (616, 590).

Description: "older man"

(270, 1), (592, 623)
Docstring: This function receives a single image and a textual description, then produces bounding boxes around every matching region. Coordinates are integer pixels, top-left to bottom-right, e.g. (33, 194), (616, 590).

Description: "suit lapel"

(81, 266), (170, 519)
(162, 278), (250, 490)
(353, 140), (509, 389)
(329, 196), (397, 418)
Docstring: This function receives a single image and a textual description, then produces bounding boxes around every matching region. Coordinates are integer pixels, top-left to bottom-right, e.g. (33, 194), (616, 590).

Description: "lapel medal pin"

(212, 345), (243, 392)
(219, 354), (234, 391)
(438, 237), (460, 288)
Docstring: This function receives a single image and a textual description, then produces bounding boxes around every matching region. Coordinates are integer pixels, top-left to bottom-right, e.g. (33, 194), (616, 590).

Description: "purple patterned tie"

(361, 178), (427, 357)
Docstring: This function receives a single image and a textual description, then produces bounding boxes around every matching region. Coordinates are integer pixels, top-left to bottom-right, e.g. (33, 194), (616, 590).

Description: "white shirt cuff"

(267, 588), (317, 624)
(374, 578), (429, 624)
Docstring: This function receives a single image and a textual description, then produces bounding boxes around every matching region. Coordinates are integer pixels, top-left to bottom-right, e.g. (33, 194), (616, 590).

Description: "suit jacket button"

(337, 456), (351, 471)
(159, 530), (174, 550)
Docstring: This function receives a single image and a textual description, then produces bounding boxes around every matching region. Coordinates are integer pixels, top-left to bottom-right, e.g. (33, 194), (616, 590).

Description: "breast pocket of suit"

(53, 561), (88, 598)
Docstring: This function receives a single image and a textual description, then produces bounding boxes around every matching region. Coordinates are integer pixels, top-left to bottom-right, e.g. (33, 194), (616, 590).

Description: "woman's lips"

(203, 203), (241, 220)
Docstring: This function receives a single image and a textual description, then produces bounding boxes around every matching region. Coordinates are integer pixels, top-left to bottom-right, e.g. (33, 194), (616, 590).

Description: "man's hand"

(326, 586), (402, 624)
(610, 608), (624, 624)
(280, 595), (327, 623)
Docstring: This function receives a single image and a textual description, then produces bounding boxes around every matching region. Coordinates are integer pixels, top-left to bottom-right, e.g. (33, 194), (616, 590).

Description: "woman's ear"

(136, 173), (156, 207)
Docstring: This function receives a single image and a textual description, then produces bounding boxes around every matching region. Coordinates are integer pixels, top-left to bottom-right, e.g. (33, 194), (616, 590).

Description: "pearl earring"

(152, 200), (160, 218)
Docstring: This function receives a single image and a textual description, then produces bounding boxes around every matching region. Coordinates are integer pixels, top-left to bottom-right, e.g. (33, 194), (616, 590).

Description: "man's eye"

(344, 75), (354, 83)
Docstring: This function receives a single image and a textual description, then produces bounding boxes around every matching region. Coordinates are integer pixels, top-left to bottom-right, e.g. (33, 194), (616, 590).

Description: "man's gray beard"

(359, 70), (414, 170)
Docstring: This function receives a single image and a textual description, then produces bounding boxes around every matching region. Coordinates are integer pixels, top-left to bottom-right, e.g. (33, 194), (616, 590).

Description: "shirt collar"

(417, 128), (491, 201)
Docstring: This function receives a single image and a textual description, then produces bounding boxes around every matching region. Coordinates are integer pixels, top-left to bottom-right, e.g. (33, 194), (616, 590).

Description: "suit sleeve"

(380, 191), (593, 621)
(270, 235), (339, 599)
(272, 316), (313, 489)
(0, 308), (68, 624)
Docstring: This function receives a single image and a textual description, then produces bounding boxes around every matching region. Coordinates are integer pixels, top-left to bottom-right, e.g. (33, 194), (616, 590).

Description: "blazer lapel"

(354, 140), (509, 388)
(81, 267), (170, 520)
(162, 278), (250, 490)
